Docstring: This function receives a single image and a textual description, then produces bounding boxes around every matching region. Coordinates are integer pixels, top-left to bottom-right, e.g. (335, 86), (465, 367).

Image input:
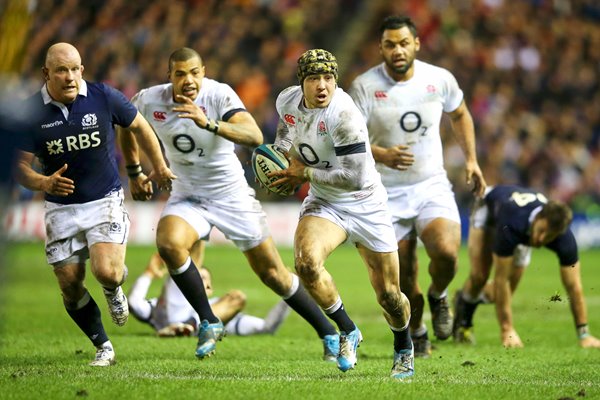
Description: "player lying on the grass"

(128, 246), (290, 337)
(453, 185), (600, 348)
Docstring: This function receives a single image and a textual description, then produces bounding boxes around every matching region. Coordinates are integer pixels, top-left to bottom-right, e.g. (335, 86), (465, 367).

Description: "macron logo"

(41, 120), (64, 129)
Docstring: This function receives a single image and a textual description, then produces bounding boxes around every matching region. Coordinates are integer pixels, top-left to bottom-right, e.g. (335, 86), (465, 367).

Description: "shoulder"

(132, 83), (171, 105)
(201, 77), (236, 95)
(276, 86), (301, 107)
(352, 63), (385, 87)
(416, 60), (456, 82)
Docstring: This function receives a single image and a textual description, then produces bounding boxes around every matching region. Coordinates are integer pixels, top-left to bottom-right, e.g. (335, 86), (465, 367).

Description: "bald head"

(43, 42), (84, 104)
(45, 42), (81, 68)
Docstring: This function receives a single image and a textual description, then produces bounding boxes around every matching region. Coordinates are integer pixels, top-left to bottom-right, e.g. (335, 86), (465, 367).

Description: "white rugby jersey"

(349, 59), (463, 186)
(132, 78), (249, 198)
(275, 86), (383, 204)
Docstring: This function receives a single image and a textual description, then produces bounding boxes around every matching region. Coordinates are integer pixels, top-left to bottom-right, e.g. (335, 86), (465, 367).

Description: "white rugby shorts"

(386, 174), (460, 241)
(299, 185), (397, 253)
(161, 187), (270, 251)
(44, 189), (129, 266)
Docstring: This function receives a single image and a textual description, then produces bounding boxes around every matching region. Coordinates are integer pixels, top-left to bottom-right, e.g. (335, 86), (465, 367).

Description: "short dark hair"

(168, 47), (202, 71)
(379, 15), (418, 38)
(538, 200), (573, 234)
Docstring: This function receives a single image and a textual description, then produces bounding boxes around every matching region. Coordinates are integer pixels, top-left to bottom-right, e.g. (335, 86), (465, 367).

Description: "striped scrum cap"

(297, 49), (338, 84)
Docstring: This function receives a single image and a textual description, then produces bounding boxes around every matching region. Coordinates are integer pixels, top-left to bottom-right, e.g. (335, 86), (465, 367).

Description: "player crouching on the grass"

(128, 250), (291, 338)
(453, 185), (600, 348)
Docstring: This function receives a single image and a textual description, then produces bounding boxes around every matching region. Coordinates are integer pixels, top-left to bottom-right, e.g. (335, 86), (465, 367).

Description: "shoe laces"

(94, 347), (113, 361)
(393, 351), (413, 374)
(339, 333), (356, 358)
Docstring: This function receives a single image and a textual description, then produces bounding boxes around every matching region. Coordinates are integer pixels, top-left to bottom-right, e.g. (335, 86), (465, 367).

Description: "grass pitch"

(1, 242), (599, 399)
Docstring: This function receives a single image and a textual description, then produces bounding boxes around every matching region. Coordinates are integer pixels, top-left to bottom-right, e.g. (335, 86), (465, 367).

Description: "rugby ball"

(252, 144), (295, 196)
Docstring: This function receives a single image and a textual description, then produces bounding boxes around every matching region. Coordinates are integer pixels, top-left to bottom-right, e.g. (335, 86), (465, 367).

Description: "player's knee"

(431, 244), (459, 269)
(256, 267), (283, 291)
(294, 255), (320, 283)
(227, 289), (247, 309)
(377, 289), (403, 315)
(157, 242), (187, 267)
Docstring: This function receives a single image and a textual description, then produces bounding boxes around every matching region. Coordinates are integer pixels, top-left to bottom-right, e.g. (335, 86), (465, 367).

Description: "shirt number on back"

(510, 191), (548, 207)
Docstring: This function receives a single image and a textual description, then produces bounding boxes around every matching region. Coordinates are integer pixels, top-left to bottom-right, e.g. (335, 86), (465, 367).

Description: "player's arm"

(371, 144), (414, 171)
(173, 95), (262, 147)
(493, 254), (523, 348)
(270, 119), (369, 190)
(559, 261), (600, 348)
(125, 112), (177, 191)
(117, 125), (153, 201)
(14, 150), (74, 196)
(447, 100), (486, 197)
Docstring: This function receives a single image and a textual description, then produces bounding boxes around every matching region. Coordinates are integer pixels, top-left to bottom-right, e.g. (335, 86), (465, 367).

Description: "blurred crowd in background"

(3, 0), (600, 214)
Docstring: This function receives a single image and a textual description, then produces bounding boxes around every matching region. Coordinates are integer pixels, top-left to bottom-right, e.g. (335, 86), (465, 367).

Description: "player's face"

(530, 217), (561, 247)
(200, 268), (213, 297)
(169, 57), (205, 102)
(302, 73), (336, 109)
(379, 27), (420, 80)
(43, 49), (84, 104)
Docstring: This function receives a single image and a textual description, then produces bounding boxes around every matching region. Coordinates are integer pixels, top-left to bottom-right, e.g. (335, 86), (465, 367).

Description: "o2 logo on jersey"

(284, 114), (296, 126)
(81, 113), (98, 127)
(46, 131), (101, 155)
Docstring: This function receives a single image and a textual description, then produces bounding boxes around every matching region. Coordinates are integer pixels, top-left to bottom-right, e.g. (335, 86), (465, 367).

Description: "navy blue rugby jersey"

(19, 80), (137, 204)
(485, 185), (578, 266)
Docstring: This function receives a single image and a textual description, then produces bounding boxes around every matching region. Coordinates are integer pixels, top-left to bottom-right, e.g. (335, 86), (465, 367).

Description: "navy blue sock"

(327, 304), (356, 334)
(170, 259), (219, 324)
(393, 327), (412, 353)
(66, 295), (109, 347)
(284, 283), (337, 338)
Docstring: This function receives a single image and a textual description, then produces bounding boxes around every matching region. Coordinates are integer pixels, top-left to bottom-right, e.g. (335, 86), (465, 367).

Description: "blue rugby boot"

(195, 319), (224, 359)
(322, 334), (340, 362)
(390, 346), (414, 379)
(337, 328), (362, 372)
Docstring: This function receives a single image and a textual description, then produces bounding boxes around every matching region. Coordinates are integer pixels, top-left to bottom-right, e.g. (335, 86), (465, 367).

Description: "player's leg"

(397, 236), (430, 357)
(419, 217), (460, 340)
(243, 236), (340, 361)
(357, 246), (413, 379)
(210, 290), (247, 325)
(89, 242), (129, 327)
(222, 301), (290, 336)
(294, 215), (359, 369)
(54, 261), (114, 366)
(157, 214), (222, 358)
(453, 225), (493, 343)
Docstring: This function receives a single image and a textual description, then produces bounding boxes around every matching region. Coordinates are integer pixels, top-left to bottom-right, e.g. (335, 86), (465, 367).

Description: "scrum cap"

(297, 49), (338, 85)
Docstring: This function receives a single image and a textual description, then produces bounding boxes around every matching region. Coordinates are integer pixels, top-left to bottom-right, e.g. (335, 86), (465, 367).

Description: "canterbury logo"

(284, 114), (296, 125)
(153, 111), (167, 121)
(374, 91), (387, 99)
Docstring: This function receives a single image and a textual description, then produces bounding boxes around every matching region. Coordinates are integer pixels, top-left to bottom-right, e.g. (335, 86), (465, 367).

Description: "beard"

(386, 58), (413, 75)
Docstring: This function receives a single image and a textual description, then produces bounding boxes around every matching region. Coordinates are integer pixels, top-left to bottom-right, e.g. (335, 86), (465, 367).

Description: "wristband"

(206, 119), (220, 133)
(126, 164), (143, 178)
(577, 324), (590, 340)
(303, 167), (314, 182)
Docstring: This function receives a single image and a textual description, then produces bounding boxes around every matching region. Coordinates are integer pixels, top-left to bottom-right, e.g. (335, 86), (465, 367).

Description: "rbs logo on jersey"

(46, 131), (101, 155)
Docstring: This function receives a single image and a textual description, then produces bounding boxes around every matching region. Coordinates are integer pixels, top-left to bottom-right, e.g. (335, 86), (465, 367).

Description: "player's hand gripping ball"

(252, 144), (296, 196)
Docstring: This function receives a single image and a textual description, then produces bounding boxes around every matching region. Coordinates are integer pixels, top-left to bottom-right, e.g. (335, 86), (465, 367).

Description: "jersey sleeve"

(440, 69), (464, 113)
(103, 84), (138, 127)
(215, 83), (246, 121)
(347, 79), (369, 122)
(546, 229), (579, 266)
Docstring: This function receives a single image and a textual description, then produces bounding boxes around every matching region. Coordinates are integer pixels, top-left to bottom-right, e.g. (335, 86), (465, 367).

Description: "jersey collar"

(41, 79), (88, 105)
